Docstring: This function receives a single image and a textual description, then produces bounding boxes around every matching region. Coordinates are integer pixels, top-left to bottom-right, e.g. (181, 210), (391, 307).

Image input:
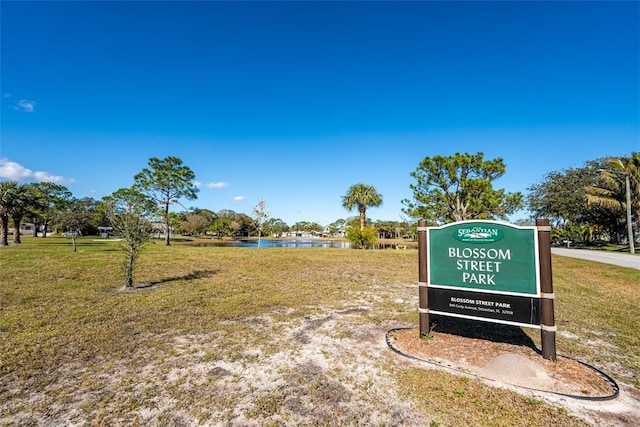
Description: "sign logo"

(454, 225), (504, 243)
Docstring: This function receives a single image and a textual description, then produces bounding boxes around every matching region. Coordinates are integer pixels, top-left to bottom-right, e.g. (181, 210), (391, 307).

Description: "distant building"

(97, 226), (114, 238)
(8, 223), (37, 235)
(151, 223), (174, 239)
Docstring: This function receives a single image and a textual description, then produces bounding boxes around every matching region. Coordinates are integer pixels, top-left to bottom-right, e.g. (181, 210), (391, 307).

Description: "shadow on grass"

(611, 246), (633, 254)
(429, 314), (539, 353)
(148, 269), (220, 286)
(119, 270), (220, 291)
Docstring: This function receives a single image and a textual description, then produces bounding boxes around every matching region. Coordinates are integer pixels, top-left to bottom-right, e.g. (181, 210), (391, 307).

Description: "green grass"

(1, 236), (638, 425)
(544, 256), (640, 387)
(396, 369), (587, 427)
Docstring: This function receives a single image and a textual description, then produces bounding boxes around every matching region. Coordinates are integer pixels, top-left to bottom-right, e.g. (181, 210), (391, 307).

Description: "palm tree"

(587, 152), (639, 247)
(341, 183), (383, 231)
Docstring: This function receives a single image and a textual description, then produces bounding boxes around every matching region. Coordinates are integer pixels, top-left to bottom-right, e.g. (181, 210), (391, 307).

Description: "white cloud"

(233, 196), (246, 204)
(4, 93), (12, 98)
(206, 181), (230, 189)
(14, 99), (36, 112)
(193, 181), (202, 188)
(34, 171), (69, 183)
(0, 158), (32, 180)
(0, 158), (73, 184)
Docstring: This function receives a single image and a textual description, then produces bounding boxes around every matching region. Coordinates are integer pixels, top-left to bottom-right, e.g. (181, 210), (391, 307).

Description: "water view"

(190, 239), (416, 249)
(193, 239), (352, 248)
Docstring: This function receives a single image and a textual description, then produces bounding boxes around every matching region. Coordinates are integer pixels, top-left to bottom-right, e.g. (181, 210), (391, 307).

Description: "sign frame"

(417, 219), (557, 360)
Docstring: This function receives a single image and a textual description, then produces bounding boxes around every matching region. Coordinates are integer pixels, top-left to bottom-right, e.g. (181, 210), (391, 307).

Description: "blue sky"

(1, 1), (638, 226)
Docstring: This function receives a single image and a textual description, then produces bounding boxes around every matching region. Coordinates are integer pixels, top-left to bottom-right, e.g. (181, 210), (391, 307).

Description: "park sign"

(426, 220), (542, 328)
(428, 221), (540, 296)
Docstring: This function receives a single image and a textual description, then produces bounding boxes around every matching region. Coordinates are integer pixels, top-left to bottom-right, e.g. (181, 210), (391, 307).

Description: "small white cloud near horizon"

(14, 99), (37, 112)
(206, 181), (230, 189)
(233, 195), (246, 204)
(0, 158), (74, 184)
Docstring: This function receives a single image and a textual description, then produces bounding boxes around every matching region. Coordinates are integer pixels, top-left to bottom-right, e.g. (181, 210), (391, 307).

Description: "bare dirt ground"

(6, 309), (639, 427)
(4, 311), (436, 426)
(3, 282), (639, 426)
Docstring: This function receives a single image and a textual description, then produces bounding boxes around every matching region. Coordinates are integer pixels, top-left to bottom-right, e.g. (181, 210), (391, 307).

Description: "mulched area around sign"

(388, 327), (617, 398)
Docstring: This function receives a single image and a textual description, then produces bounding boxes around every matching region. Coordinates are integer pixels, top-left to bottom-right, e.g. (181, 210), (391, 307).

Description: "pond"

(191, 239), (351, 248)
(189, 239), (416, 250)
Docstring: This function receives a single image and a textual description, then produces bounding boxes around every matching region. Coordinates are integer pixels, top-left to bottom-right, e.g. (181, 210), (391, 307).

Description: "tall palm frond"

(587, 153), (639, 243)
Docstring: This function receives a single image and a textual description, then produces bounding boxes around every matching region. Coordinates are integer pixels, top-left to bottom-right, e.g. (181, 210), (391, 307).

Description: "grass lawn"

(1, 236), (638, 426)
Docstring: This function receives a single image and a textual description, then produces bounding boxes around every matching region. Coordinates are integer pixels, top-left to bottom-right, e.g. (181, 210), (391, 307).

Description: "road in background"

(551, 248), (640, 270)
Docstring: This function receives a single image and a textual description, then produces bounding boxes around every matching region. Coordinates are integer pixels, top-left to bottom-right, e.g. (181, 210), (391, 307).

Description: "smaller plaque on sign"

(428, 288), (541, 328)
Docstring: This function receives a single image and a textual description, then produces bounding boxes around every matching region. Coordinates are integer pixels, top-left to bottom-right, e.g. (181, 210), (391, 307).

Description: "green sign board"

(428, 221), (540, 297)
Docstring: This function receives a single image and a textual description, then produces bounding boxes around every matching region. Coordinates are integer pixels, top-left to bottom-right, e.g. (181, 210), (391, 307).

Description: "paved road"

(551, 247), (640, 270)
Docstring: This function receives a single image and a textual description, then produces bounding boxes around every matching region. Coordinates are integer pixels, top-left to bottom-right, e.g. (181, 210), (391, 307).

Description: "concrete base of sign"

(479, 353), (552, 389)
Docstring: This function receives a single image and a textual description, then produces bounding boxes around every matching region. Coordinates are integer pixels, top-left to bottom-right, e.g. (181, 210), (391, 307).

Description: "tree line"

(2, 151), (636, 287)
(2, 151), (637, 250)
